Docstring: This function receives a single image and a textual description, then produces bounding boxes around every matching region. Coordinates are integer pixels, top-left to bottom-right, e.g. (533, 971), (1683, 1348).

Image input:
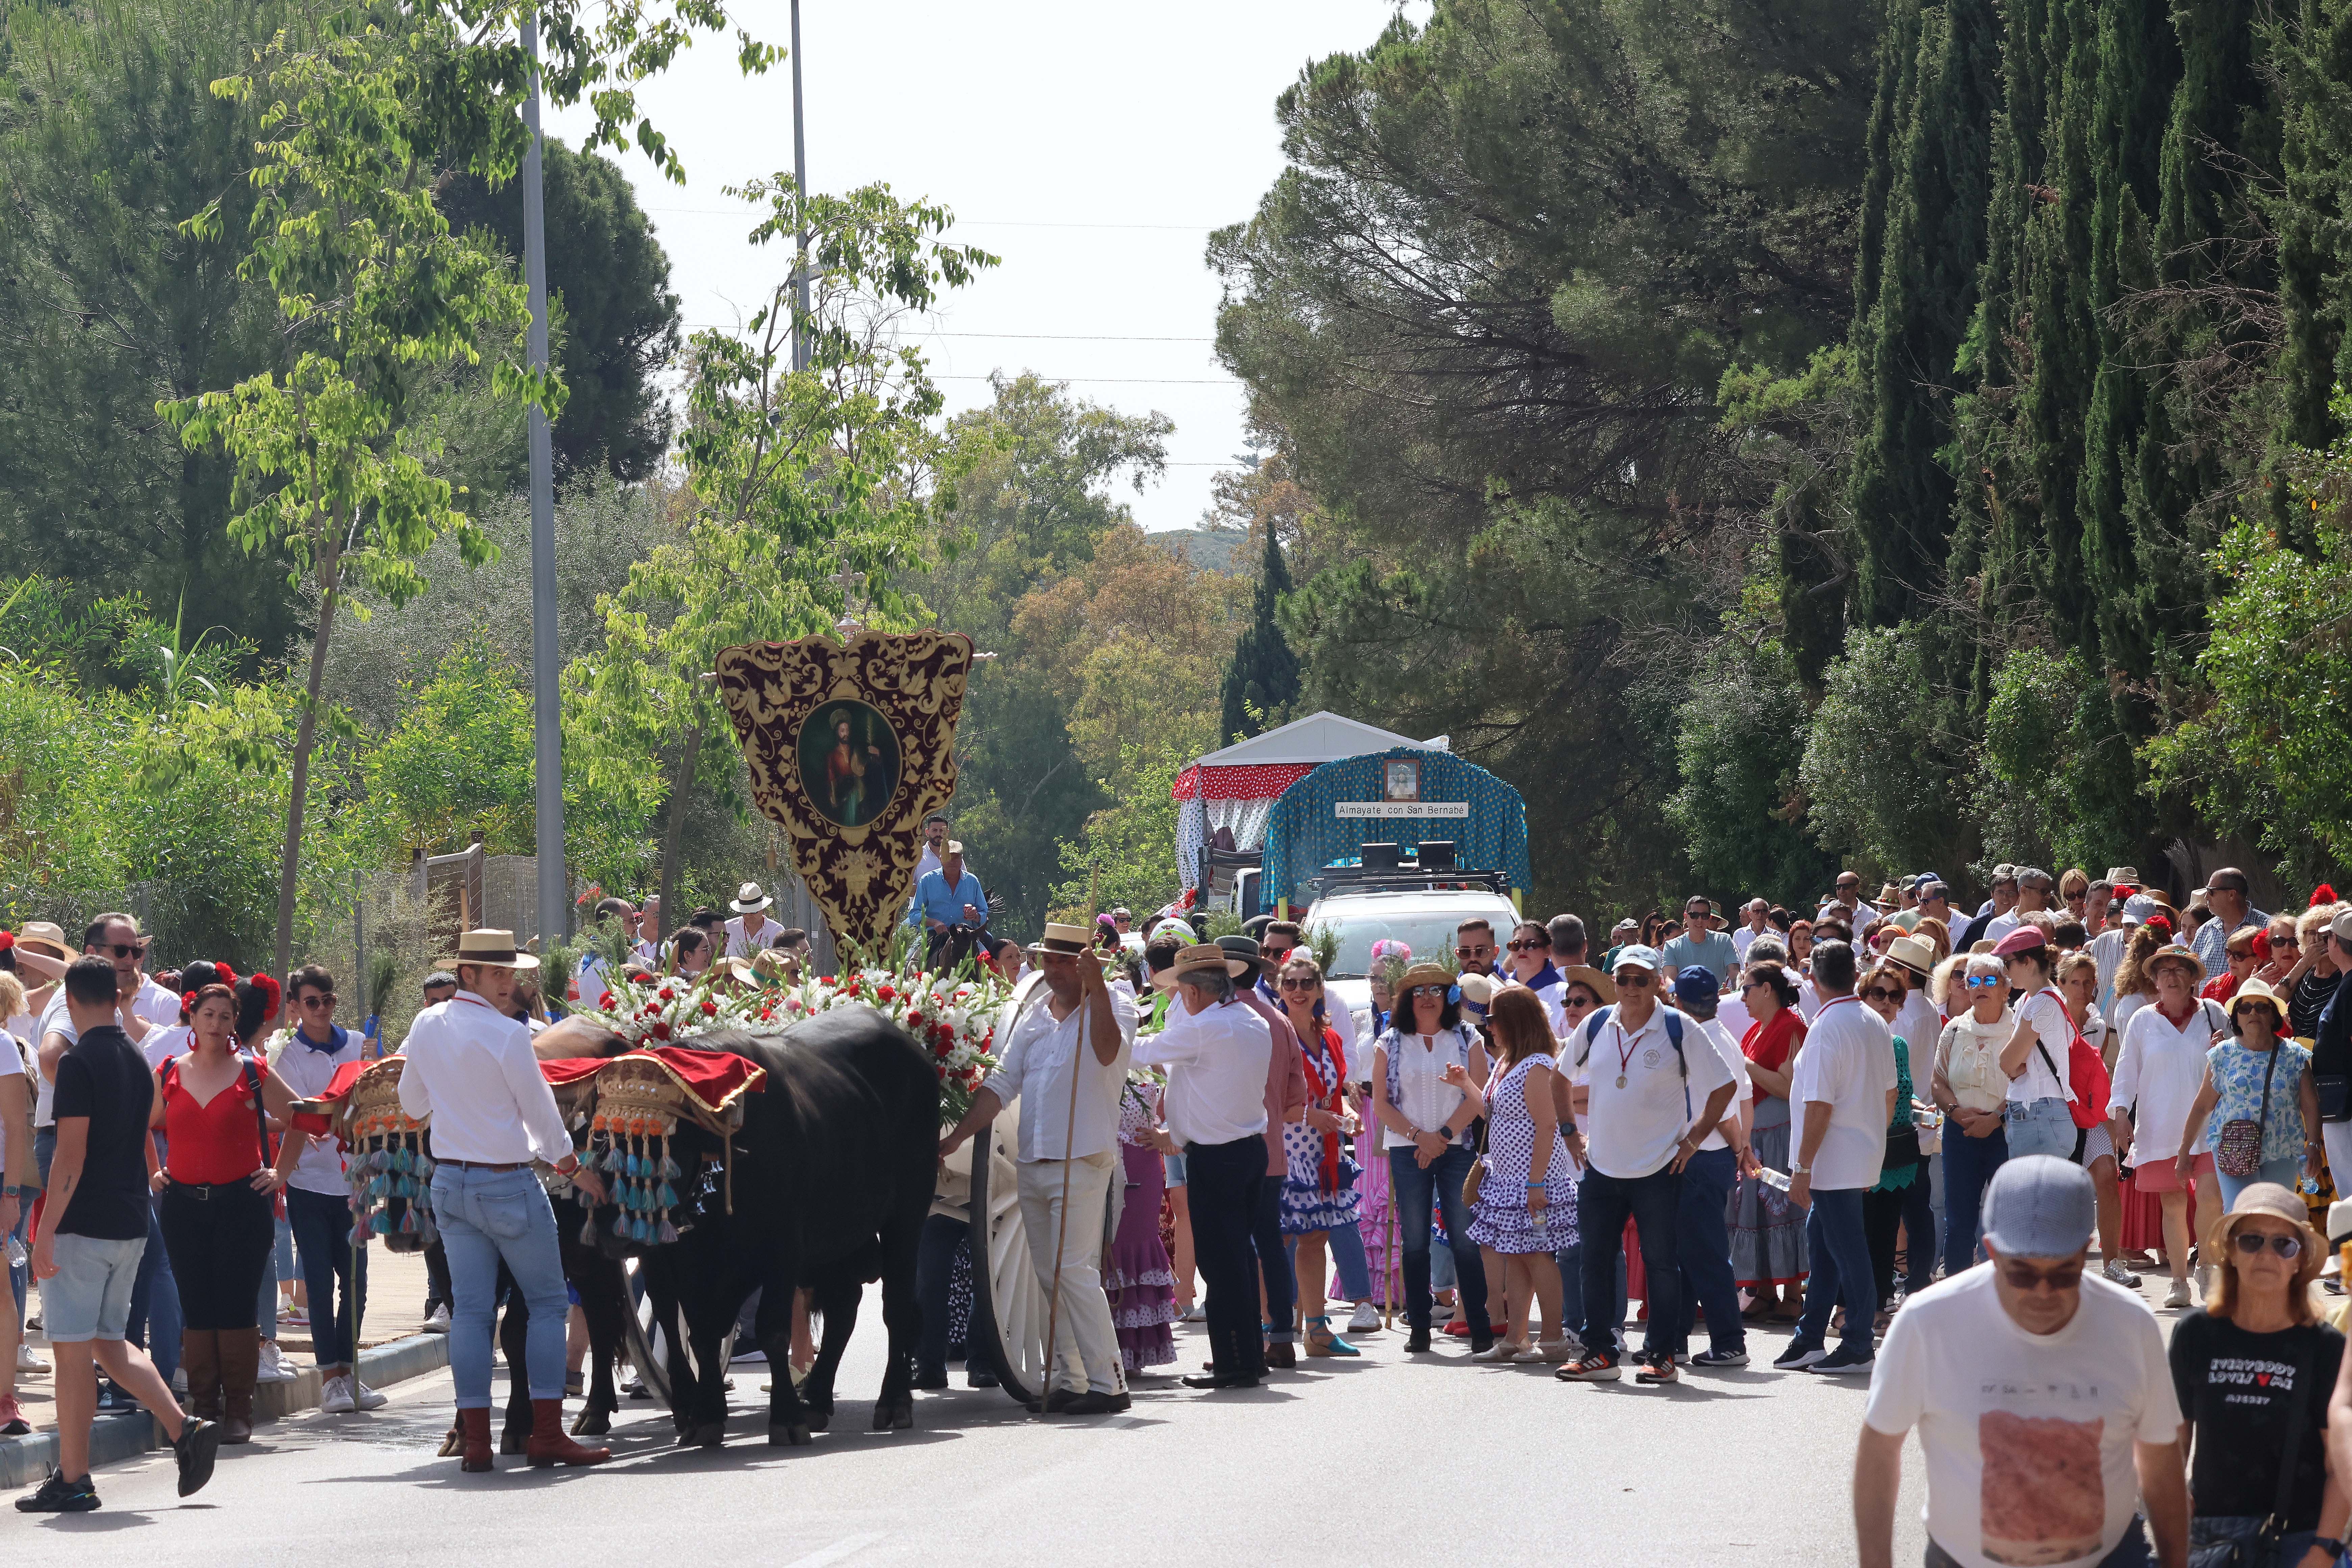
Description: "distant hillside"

(1147, 525), (1250, 577)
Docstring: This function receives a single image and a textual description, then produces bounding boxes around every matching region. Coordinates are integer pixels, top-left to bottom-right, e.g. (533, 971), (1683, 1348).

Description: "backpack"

(1576, 1004), (1690, 1119)
(2031, 987), (2111, 1131)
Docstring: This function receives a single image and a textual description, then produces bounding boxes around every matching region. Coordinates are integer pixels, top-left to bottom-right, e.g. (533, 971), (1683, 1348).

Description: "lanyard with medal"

(1613, 1020), (1638, 1090)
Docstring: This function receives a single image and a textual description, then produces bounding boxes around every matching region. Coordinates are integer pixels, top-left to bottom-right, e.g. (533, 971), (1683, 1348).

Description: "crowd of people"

(19, 854), (2352, 1563)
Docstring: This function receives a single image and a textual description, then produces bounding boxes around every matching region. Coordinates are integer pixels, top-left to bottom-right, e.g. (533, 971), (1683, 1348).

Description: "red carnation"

(651, 1020), (672, 1040)
(876, 984), (897, 1003)
(933, 1039), (951, 1058)
(599, 990), (616, 1009)
(701, 998), (717, 1015)
(658, 987), (675, 1002)
(905, 1011), (924, 1029)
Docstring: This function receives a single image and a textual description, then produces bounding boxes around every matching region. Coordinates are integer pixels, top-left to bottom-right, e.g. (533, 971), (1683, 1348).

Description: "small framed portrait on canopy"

(798, 700), (902, 828)
(1383, 757), (1420, 804)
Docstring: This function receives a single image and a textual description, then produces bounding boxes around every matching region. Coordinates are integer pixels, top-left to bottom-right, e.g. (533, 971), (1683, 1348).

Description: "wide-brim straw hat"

(1026, 921), (1108, 961)
(1883, 934), (1937, 980)
(2217, 1182), (2325, 1296)
(1557, 963), (1617, 1005)
(439, 928), (539, 972)
(2231, 976), (2287, 1024)
(14, 921), (69, 960)
(1393, 961), (1457, 1001)
(1171, 942), (1245, 980)
(731, 881), (773, 914)
(2146, 944), (2207, 985)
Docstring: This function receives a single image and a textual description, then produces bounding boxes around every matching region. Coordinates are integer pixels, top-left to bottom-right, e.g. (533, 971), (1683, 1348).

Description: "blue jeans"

(1556, 1242), (1627, 1353)
(2004, 1097), (2076, 1160)
(1943, 1123), (2009, 1276)
(1794, 1187), (1875, 1354)
(287, 1185), (366, 1369)
(1930, 1516), (2149, 1567)
(2188, 1517), (2317, 1568)
(1900, 1158), (1936, 1296)
(1575, 1164), (1680, 1357)
(2216, 1156), (2304, 1215)
(1326, 1220), (1372, 1302)
(1388, 1145), (1487, 1333)
(430, 1165), (570, 1407)
(124, 1196), (181, 1383)
(1671, 1146), (1743, 1357)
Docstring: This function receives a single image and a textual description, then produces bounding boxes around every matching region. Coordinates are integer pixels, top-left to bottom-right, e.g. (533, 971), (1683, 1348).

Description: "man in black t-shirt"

(18, 956), (218, 1513)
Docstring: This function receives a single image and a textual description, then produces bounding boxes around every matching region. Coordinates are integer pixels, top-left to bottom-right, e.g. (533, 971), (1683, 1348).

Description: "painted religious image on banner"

(799, 701), (902, 828)
(1383, 757), (1420, 803)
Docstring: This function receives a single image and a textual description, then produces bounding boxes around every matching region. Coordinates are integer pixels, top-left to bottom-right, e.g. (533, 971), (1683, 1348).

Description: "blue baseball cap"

(1672, 965), (1719, 1009)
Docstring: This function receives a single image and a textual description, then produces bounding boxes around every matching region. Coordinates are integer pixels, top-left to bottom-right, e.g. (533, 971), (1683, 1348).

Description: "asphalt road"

(14, 1311), (1928, 1564)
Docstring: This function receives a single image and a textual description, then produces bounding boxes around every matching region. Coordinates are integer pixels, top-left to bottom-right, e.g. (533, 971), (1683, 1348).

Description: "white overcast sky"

(546, 1), (1427, 533)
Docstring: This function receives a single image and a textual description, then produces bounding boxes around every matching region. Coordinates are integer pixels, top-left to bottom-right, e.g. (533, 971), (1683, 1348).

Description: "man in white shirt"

(721, 884), (779, 959)
(1557, 945), (1737, 1386)
(913, 813), (950, 884)
(1984, 866), (2054, 948)
(397, 930), (610, 1472)
(1665, 966), (1754, 1369)
(276, 965), (382, 1414)
(1777, 938), (1899, 1376)
(630, 897), (663, 968)
(939, 923), (1136, 1415)
(1856, 1156), (2187, 1568)
(1132, 944), (1273, 1392)
(1731, 899), (1771, 960)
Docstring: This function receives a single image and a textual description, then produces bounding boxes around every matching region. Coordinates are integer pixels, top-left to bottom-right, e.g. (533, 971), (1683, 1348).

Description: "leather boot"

(458, 1407), (494, 1472)
(526, 1398), (612, 1467)
(180, 1329), (223, 1421)
(218, 1327), (260, 1444)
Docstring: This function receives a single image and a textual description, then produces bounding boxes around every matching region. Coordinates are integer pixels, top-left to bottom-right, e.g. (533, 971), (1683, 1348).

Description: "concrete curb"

(0, 1331), (450, 1489)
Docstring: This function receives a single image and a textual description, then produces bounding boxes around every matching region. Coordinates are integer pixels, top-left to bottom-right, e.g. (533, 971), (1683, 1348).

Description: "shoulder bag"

(2186, 1330), (2316, 1567)
(2213, 1044), (2279, 1180)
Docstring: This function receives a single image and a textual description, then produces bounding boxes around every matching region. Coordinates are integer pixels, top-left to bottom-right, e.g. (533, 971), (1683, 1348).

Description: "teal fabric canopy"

(1260, 748), (1529, 910)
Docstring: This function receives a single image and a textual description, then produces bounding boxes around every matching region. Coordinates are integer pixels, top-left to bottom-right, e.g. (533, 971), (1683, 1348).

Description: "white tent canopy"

(1193, 710), (1447, 768)
(1178, 711), (1449, 892)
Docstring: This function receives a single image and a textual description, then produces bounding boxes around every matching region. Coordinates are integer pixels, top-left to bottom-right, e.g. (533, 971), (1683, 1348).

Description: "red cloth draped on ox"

(308, 1045), (767, 1123)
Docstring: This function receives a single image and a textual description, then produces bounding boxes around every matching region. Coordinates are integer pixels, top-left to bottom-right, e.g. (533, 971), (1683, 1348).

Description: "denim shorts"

(1164, 1152), (1188, 1188)
(2003, 1097), (2078, 1161)
(39, 1233), (147, 1343)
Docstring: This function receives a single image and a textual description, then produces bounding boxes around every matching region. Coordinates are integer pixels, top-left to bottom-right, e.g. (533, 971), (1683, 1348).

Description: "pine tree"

(1846, 0), (2001, 627)
(1218, 525), (1300, 745)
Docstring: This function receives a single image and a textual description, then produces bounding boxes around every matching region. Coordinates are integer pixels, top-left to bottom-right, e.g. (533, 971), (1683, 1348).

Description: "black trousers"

(1184, 1135), (1266, 1380)
(1250, 1160), (1297, 1342)
(159, 1179), (275, 1330)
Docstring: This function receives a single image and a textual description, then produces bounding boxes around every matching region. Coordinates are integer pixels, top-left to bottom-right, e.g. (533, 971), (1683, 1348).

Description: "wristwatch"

(1790, 1160), (1809, 1176)
(2312, 1540), (2344, 1561)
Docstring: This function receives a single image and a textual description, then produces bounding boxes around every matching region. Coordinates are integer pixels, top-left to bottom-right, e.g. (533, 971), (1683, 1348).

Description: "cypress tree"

(1847, 0), (2001, 628)
(1218, 526), (1301, 744)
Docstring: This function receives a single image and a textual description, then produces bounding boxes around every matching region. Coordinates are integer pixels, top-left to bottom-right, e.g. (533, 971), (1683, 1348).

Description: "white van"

(1302, 883), (1521, 1075)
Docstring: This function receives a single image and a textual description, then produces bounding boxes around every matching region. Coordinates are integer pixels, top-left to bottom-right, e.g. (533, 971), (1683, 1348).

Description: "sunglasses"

(1564, 995), (1597, 1009)
(1405, 986), (1447, 1001)
(1277, 977), (1319, 991)
(1454, 945), (1491, 957)
(2233, 1230), (2304, 1259)
(93, 941), (147, 959)
(1506, 939), (1547, 952)
(1861, 986), (1895, 1002)
(300, 992), (338, 1006)
(1998, 1260), (2084, 1293)
(1615, 973), (1656, 988)
(1964, 976), (2003, 989)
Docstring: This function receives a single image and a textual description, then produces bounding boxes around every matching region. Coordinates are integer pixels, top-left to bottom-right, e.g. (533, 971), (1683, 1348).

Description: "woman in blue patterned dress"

(1460, 987), (1576, 1363)
(2177, 977), (2322, 1212)
(1275, 956), (1366, 1357)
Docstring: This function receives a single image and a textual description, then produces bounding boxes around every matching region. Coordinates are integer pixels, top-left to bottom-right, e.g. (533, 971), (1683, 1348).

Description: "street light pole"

(522, 9), (567, 953)
(790, 0), (810, 373)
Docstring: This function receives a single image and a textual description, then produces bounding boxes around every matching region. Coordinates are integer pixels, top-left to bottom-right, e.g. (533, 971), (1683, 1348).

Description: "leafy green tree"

(1047, 716), (1217, 922)
(568, 178), (993, 940)
(1797, 623), (1979, 880)
(1218, 524), (1299, 744)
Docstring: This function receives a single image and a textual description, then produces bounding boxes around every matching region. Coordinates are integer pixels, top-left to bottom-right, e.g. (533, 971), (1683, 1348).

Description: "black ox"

(557, 1006), (941, 1446)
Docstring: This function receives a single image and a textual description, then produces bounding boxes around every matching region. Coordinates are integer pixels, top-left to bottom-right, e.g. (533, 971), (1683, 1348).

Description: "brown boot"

(218, 1327), (260, 1444)
(525, 1399), (611, 1467)
(180, 1329), (223, 1421)
(458, 1407), (494, 1472)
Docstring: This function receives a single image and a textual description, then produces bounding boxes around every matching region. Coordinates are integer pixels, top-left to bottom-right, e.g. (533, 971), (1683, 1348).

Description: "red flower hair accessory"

(251, 972), (281, 1022)
(2314, 884), (2339, 908)
(181, 990), (200, 1015)
(2147, 914), (2174, 939)
(0, 932), (15, 953)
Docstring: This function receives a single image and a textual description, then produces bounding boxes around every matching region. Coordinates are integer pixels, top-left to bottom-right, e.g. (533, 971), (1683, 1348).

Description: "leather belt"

(168, 1177), (260, 1201)
(443, 1159), (526, 1172)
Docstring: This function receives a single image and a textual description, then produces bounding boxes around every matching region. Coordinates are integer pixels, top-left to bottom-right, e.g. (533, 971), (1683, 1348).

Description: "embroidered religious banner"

(713, 630), (976, 952)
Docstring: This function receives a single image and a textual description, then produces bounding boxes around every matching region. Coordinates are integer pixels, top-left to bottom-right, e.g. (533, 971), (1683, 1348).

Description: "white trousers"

(1016, 1151), (1124, 1395)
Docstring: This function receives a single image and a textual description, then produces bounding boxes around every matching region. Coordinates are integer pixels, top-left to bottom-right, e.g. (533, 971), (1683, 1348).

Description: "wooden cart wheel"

(962, 1106), (1048, 1404)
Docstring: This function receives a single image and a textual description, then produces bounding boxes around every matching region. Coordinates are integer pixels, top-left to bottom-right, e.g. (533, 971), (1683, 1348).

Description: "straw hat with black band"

(1393, 961), (1456, 1001)
(1170, 942), (1243, 981)
(439, 928), (539, 972)
(1883, 934), (1937, 984)
(1557, 963), (1617, 1005)
(1026, 921), (1121, 965)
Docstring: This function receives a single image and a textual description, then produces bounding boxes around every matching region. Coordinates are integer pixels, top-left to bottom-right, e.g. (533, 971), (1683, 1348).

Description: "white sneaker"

(256, 1341), (300, 1383)
(1347, 1302), (1381, 1334)
(352, 1377), (388, 1412)
(2164, 1277), (2195, 1310)
(421, 1304), (451, 1334)
(18, 1343), (49, 1375)
(320, 1374), (356, 1414)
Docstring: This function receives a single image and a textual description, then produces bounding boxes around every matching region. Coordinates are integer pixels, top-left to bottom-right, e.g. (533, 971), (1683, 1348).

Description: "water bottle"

(4, 1233), (25, 1270)
(1758, 1167), (1793, 1193)
(2302, 1174), (2322, 1197)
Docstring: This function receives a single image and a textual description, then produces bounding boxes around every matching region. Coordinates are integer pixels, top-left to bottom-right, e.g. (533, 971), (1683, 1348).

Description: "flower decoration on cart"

(571, 972), (767, 1047)
(766, 966), (1008, 1127)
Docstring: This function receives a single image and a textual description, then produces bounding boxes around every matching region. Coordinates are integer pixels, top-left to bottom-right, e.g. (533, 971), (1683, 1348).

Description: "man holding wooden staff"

(940, 922), (1136, 1414)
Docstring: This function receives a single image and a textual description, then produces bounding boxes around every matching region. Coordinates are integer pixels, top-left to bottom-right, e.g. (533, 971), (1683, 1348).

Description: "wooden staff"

(1034, 865), (1101, 1412)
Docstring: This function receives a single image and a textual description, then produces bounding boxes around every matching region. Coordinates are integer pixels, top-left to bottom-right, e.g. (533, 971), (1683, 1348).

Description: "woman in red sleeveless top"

(149, 980), (303, 1443)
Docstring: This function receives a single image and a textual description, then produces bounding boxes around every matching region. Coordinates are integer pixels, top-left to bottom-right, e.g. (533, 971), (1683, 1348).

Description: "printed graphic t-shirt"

(2167, 1312), (2341, 1527)
(1863, 1267), (2181, 1568)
